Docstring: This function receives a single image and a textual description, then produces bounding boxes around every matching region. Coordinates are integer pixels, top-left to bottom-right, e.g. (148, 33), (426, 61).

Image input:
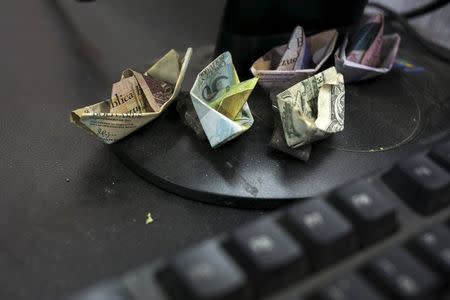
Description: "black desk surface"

(1, 1), (449, 300)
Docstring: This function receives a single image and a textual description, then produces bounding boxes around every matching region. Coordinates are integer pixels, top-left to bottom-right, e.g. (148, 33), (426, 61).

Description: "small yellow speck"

(146, 213), (153, 224)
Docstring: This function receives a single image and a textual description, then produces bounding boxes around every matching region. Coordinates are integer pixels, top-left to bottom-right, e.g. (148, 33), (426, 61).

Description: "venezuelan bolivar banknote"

(190, 52), (258, 148)
(348, 14), (385, 67)
(277, 67), (345, 148)
(251, 26), (338, 89)
(71, 48), (192, 144)
(335, 14), (401, 82)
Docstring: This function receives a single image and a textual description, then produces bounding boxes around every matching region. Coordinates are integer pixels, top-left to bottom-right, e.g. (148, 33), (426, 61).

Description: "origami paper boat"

(276, 67), (345, 148)
(190, 52), (258, 148)
(71, 48), (192, 144)
(335, 34), (401, 83)
(335, 15), (401, 83)
(251, 26), (338, 89)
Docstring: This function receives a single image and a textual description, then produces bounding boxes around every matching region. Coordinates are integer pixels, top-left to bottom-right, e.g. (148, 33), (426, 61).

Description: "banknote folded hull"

(251, 28), (339, 89)
(70, 48), (193, 144)
(335, 34), (401, 83)
(190, 52), (258, 148)
(276, 67), (345, 148)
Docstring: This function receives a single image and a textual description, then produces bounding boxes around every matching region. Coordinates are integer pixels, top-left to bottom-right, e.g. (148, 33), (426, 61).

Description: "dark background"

(0, 1), (265, 300)
(1, 1), (449, 300)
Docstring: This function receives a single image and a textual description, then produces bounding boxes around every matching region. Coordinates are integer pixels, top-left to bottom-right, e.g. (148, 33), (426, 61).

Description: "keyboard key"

(315, 272), (386, 300)
(164, 242), (250, 300)
(411, 224), (450, 277)
(226, 218), (307, 294)
(364, 247), (442, 299)
(429, 140), (450, 171)
(284, 198), (357, 269)
(382, 155), (450, 215)
(330, 180), (398, 246)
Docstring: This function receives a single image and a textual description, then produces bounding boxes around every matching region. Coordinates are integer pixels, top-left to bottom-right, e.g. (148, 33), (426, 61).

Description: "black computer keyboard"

(68, 134), (450, 300)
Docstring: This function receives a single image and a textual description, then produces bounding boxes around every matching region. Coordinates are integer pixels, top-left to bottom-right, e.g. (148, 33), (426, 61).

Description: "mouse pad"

(111, 33), (450, 209)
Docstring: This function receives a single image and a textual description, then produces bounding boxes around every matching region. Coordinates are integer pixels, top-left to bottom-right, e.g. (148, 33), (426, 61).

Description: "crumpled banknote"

(335, 14), (401, 82)
(269, 93), (312, 161)
(277, 67), (345, 149)
(190, 52), (258, 148)
(251, 26), (338, 89)
(71, 48), (192, 144)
